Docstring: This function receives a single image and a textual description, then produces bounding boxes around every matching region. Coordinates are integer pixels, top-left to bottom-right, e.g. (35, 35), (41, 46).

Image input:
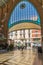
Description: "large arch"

(7, 0), (43, 35)
(7, 0), (43, 41)
(8, 1), (40, 28)
(0, 0), (43, 50)
(8, 0), (41, 33)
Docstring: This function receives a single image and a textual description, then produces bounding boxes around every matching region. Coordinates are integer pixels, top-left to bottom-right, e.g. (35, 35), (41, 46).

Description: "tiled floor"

(0, 49), (43, 65)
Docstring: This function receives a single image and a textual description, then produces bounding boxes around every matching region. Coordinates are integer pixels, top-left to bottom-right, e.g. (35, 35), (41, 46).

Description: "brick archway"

(0, 0), (43, 49)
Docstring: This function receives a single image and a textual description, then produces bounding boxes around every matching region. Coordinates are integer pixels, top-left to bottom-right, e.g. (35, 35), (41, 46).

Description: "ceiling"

(0, 0), (8, 7)
(0, 0), (42, 7)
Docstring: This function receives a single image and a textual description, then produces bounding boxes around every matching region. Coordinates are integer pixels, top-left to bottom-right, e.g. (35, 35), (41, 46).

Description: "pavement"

(0, 49), (43, 65)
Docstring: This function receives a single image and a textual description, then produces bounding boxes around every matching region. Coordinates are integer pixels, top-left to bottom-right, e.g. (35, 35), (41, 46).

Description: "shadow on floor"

(33, 53), (43, 65)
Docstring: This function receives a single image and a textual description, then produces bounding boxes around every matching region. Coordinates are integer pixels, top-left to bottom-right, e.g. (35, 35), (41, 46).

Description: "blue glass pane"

(8, 1), (40, 28)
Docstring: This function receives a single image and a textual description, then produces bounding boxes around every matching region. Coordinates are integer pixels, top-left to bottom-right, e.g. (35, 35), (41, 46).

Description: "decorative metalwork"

(0, 0), (8, 7)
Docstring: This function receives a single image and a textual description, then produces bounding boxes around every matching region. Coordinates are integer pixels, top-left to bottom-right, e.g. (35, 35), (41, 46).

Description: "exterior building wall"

(30, 29), (41, 43)
(31, 29), (41, 38)
(9, 29), (41, 47)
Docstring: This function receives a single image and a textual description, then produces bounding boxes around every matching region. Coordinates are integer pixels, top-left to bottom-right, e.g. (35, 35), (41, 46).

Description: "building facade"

(8, 29), (41, 47)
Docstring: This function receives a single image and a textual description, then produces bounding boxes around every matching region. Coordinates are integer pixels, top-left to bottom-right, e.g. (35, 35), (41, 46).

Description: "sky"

(8, 1), (40, 28)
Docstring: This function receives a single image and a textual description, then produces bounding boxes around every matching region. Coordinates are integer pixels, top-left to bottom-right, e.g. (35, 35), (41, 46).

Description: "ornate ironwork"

(0, 0), (8, 7)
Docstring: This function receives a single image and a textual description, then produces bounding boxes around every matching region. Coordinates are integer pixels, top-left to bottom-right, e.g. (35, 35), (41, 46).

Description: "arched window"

(8, 1), (40, 28)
